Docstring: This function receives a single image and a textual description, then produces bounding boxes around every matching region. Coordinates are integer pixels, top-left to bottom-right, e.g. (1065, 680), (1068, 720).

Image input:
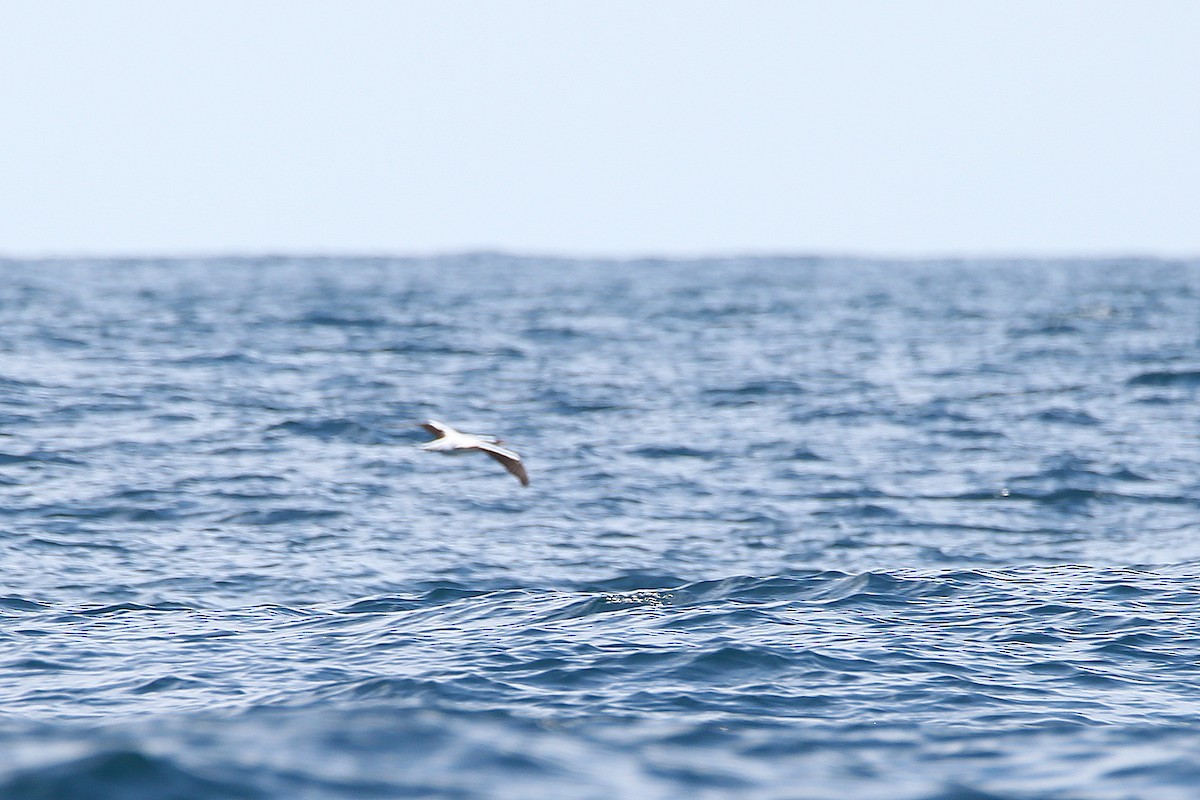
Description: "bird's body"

(418, 420), (529, 486)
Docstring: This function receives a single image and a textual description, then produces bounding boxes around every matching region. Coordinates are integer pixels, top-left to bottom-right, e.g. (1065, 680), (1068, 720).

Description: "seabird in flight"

(418, 419), (529, 487)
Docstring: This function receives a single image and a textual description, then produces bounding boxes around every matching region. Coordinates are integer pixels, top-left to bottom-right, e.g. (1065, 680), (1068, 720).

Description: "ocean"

(0, 255), (1197, 799)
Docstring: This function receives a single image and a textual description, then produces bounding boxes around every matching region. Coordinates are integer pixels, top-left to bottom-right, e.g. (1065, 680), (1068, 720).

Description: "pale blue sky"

(2, 1), (1198, 258)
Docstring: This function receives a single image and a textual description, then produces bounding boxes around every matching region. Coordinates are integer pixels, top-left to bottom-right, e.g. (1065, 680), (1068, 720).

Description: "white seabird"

(418, 419), (529, 487)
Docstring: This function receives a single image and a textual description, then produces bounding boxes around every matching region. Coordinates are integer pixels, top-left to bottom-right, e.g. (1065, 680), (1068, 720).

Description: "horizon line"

(2, 247), (1198, 265)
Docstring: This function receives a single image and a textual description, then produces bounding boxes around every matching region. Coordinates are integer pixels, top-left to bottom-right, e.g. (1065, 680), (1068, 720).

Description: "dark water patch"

(523, 324), (591, 341)
(2, 659), (77, 672)
(334, 585), (502, 614)
(151, 413), (198, 424)
(295, 312), (388, 328)
(935, 427), (1006, 440)
(0, 749), (263, 800)
(37, 334), (91, 349)
(71, 602), (196, 617)
(175, 473), (288, 489)
(999, 487), (1103, 506)
(0, 596), (50, 612)
(130, 675), (208, 694)
(1030, 407), (1100, 426)
(0, 414), (37, 429)
(809, 488), (889, 501)
(667, 574), (814, 605)
(630, 445), (720, 460)
(372, 341), (509, 357)
(806, 571), (955, 607)
(535, 388), (628, 414)
(26, 537), (129, 552)
(0, 452), (85, 466)
(1109, 467), (1153, 482)
(668, 646), (796, 682)
(265, 418), (386, 443)
(702, 379), (806, 406)
(995, 455), (1184, 509)
(814, 502), (904, 522)
(336, 596), (425, 614)
(170, 352), (263, 367)
(1009, 320), (1083, 337)
(575, 574), (687, 593)
(305, 675), (514, 707)
(786, 445), (824, 461)
(653, 606), (784, 631)
(221, 508), (343, 525)
(0, 375), (46, 390)
(1127, 369), (1200, 387)
(205, 489), (293, 502)
(35, 502), (202, 523)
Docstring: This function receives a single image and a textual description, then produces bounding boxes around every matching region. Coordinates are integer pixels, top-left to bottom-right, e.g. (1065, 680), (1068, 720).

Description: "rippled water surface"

(1, 256), (1198, 799)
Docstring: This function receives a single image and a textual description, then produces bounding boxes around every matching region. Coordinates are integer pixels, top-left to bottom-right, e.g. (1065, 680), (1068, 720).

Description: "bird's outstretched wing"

(421, 420), (452, 439)
(478, 442), (530, 487)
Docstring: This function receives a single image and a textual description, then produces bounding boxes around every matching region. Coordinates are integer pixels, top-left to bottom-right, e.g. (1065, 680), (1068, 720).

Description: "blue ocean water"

(0, 255), (1198, 799)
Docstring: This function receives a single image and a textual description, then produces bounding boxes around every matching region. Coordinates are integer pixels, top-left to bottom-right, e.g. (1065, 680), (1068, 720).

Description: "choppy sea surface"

(1, 255), (1198, 799)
